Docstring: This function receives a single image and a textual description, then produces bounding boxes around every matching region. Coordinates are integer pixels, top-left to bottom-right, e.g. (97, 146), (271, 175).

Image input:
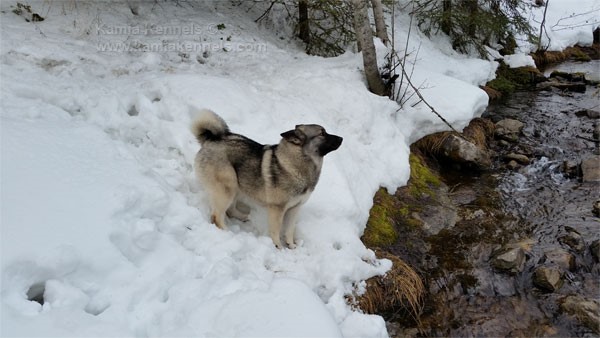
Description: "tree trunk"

(441, 0), (452, 36)
(370, 0), (388, 45)
(465, 0), (478, 38)
(352, 0), (386, 96)
(298, 0), (310, 44)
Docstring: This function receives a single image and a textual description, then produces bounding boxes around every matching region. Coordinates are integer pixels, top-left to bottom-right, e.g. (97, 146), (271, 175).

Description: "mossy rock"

(509, 66), (545, 84)
(486, 76), (516, 95)
(499, 62), (544, 85)
(486, 62), (546, 95)
(363, 154), (442, 248)
(362, 188), (399, 248)
(408, 153), (441, 197)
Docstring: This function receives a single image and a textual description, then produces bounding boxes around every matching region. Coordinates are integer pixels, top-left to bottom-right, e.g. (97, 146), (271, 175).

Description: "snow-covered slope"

(4, 0), (577, 336)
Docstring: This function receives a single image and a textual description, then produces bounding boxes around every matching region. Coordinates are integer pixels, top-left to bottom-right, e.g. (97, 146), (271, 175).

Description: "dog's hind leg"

(267, 206), (285, 249)
(226, 197), (250, 222)
(202, 167), (238, 231)
(283, 204), (302, 249)
(208, 188), (236, 230)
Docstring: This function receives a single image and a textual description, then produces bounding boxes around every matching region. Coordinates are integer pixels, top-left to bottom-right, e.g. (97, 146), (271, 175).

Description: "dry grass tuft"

(531, 50), (567, 68)
(413, 118), (494, 157)
(463, 118), (495, 149)
(355, 250), (424, 320)
(481, 85), (503, 100)
(412, 131), (453, 157)
(531, 45), (594, 68)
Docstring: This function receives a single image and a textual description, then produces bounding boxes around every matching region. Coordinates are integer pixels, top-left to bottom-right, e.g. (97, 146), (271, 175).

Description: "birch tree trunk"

(352, 0), (386, 96)
(370, 0), (389, 45)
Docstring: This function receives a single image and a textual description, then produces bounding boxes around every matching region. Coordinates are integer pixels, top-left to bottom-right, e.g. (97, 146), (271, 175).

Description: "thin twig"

(255, 0), (277, 23)
(397, 62), (461, 134)
(537, 0), (550, 52)
(575, 135), (600, 143)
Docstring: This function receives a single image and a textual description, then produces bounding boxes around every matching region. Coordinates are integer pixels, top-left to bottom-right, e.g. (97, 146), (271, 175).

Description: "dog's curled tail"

(190, 109), (230, 144)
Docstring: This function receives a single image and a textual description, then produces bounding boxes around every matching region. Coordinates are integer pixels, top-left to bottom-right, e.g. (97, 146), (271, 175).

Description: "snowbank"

(503, 0), (599, 67)
(5, 0), (578, 337)
(528, 0), (600, 52)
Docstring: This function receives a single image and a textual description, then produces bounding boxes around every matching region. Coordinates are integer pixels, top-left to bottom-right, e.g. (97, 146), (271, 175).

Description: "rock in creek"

(558, 227), (586, 253)
(574, 108), (600, 119)
(495, 119), (524, 142)
(440, 134), (491, 170)
(593, 201), (600, 218)
(562, 160), (579, 178)
(536, 81), (584, 92)
(581, 156), (600, 182)
(587, 110), (600, 119)
(507, 160), (519, 170)
(491, 247), (526, 274)
(560, 296), (600, 334)
(504, 153), (530, 165)
(591, 239), (600, 263)
(533, 266), (563, 292)
(543, 248), (575, 271)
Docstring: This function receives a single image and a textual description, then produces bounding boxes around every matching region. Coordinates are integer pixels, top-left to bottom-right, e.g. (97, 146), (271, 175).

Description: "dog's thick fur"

(191, 109), (343, 248)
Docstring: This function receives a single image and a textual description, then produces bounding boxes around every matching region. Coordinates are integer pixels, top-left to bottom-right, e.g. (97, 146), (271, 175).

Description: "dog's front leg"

(283, 204), (302, 249)
(268, 206), (285, 249)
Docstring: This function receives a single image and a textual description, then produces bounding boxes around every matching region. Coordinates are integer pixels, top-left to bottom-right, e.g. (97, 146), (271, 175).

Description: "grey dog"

(191, 109), (343, 249)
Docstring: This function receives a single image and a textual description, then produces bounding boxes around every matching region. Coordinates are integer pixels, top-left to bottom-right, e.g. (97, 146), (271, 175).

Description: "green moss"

(486, 76), (516, 95)
(408, 153), (441, 197)
(362, 189), (399, 248)
(504, 66), (542, 85)
(363, 154), (442, 248)
(486, 61), (544, 95)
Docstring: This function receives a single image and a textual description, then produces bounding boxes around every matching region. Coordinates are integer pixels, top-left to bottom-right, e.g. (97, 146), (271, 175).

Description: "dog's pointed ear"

(281, 129), (306, 146)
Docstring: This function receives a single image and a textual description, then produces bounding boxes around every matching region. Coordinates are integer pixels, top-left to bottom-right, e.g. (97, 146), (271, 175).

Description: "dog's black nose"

(319, 134), (343, 156)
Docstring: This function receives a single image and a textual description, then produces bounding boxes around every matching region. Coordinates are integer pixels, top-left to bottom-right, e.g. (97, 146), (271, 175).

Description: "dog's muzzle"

(319, 134), (343, 156)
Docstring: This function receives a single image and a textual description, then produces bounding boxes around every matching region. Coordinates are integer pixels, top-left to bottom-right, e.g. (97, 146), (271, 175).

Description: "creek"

(389, 60), (599, 337)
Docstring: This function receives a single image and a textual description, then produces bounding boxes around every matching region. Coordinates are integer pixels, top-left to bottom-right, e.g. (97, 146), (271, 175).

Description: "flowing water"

(390, 61), (600, 337)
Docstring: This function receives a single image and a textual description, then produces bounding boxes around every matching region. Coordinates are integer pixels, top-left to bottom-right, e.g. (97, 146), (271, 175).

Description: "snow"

(503, 0), (600, 67)
(527, 0), (600, 52)
(0, 1), (596, 337)
(503, 54), (537, 68)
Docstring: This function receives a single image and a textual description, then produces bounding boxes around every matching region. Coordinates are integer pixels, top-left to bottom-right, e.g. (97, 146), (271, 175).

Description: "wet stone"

(543, 248), (576, 271)
(543, 80), (587, 93)
(440, 134), (491, 170)
(560, 296), (600, 334)
(593, 201), (600, 217)
(587, 109), (600, 119)
(581, 156), (600, 182)
(505, 153), (530, 165)
(562, 160), (579, 178)
(491, 247), (526, 274)
(594, 123), (600, 140)
(507, 160), (519, 170)
(591, 239), (600, 263)
(559, 227), (586, 253)
(533, 266), (563, 292)
(495, 119), (524, 142)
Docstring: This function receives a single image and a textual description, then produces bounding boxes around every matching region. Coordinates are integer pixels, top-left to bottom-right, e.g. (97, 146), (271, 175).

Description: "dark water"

(481, 61), (599, 336)
(392, 61), (599, 337)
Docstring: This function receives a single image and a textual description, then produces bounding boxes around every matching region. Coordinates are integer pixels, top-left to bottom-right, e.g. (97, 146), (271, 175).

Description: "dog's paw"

(286, 242), (297, 250)
(226, 209), (250, 222)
